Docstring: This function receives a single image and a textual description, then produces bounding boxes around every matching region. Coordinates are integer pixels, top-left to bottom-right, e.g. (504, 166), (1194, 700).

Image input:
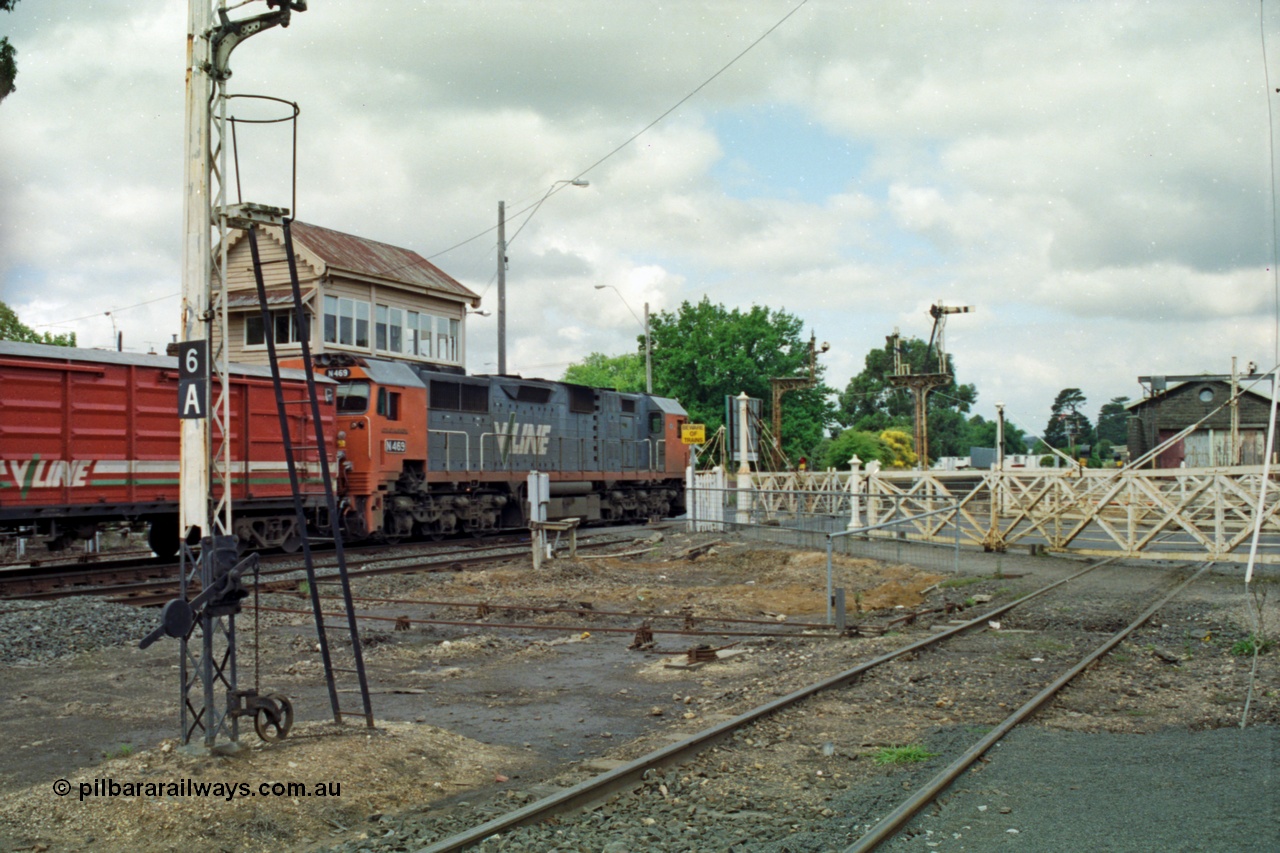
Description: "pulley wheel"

(254, 694), (294, 743)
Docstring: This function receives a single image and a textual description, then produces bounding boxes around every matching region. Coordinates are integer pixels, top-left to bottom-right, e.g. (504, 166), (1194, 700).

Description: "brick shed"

(1127, 379), (1277, 468)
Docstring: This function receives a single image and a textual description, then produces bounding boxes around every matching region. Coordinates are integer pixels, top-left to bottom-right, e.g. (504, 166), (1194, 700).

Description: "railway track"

(0, 527), (662, 605)
(389, 557), (1210, 852)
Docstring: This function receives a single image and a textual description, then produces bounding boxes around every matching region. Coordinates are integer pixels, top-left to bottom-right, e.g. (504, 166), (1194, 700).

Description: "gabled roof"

(288, 221), (479, 305)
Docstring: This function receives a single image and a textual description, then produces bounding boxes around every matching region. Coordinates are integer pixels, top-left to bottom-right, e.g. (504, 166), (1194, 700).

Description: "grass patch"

(103, 743), (134, 759)
(938, 576), (985, 589)
(297, 579), (310, 596)
(872, 744), (938, 765)
(1230, 634), (1274, 656)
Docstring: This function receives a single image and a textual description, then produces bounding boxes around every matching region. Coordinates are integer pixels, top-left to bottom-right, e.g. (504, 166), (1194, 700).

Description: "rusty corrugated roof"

(224, 287), (313, 310)
(290, 221), (479, 304)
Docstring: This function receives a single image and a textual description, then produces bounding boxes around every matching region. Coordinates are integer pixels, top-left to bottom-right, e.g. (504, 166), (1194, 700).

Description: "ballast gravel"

(0, 598), (158, 664)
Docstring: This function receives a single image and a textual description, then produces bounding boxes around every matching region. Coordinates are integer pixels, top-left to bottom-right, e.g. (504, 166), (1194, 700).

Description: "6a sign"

(178, 340), (208, 419)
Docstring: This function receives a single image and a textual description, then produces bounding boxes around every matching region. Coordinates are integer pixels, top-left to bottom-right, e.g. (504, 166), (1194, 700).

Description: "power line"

(425, 0), (810, 263)
(30, 292), (179, 329)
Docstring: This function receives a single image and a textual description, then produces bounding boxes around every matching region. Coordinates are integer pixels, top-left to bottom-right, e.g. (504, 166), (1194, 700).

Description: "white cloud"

(4, 0), (1280, 428)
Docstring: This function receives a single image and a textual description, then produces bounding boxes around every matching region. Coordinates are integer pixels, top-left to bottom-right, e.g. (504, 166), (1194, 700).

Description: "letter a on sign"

(177, 340), (208, 419)
(180, 381), (206, 418)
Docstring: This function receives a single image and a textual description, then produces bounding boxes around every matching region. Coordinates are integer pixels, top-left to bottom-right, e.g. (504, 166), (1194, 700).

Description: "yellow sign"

(681, 423), (706, 444)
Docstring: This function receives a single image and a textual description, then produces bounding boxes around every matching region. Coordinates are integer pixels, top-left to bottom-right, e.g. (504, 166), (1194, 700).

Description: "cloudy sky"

(2, 1), (1279, 437)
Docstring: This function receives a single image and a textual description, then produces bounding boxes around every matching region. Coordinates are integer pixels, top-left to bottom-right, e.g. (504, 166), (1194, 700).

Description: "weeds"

(1230, 634), (1274, 657)
(872, 744), (938, 765)
(103, 744), (133, 759)
(938, 576), (985, 589)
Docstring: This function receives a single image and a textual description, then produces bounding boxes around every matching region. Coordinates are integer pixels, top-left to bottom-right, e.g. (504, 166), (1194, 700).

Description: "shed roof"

(1126, 378), (1272, 411)
(287, 221), (479, 305)
(224, 286), (315, 311)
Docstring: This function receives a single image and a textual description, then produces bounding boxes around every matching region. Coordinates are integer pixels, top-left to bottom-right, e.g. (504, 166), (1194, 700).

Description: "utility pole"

(643, 301), (652, 394)
(497, 200), (506, 375)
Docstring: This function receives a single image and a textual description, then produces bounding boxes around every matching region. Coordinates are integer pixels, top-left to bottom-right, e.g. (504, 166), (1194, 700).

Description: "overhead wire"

(424, 0), (810, 263)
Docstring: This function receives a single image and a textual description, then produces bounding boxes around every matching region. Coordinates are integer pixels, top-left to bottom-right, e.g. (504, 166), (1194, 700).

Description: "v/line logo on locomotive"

(494, 419), (551, 458)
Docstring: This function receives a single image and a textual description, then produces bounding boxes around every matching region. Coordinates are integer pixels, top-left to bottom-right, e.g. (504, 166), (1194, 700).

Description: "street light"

(497, 178), (589, 375)
(594, 284), (652, 394)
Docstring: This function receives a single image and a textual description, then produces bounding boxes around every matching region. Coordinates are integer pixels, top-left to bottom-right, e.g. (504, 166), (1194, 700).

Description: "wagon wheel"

(254, 694), (294, 743)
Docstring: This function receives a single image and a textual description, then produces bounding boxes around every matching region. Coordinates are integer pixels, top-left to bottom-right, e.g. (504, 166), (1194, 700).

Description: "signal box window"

(377, 388), (401, 421)
(336, 381), (370, 414)
(246, 309), (308, 347)
(324, 296), (370, 348)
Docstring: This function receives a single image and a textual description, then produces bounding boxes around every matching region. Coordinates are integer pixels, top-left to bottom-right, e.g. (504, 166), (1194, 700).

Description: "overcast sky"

(3, 1), (1279, 438)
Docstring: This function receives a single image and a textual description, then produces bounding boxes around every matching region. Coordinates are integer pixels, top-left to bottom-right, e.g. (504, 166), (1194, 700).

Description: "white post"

(847, 455), (863, 530)
(735, 392), (751, 526)
(528, 471), (549, 568)
(179, 0), (213, 543)
(685, 464), (695, 533)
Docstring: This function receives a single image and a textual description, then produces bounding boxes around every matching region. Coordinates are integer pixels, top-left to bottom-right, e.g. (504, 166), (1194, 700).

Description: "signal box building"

(1126, 379), (1277, 467)
(213, 221), (481, 371)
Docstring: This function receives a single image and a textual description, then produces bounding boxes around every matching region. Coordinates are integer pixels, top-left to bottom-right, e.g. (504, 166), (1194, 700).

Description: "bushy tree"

(819, 429), (891, 470)
(879, 429), (917, 469)
(1, 1), (20, 103)
(562, 352), (646, 393)
(965, 414), (1029, 455)
(0, 300), (76, 346)
(1095, 396), (1130, 445)
(648, 297), (835, 463)
(1043, 388), (1094, 452)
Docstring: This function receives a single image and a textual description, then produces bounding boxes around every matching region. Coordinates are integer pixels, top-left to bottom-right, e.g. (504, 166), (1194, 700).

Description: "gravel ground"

(0, 535), (1277, 852)
(0, 598), (158, 664)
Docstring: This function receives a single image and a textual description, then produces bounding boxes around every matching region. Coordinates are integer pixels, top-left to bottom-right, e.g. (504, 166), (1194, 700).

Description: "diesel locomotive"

(0, 341), (689, 556)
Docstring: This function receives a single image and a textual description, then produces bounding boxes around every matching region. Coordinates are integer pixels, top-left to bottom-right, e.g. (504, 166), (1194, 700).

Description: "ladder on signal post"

(242, 211), (373, 728)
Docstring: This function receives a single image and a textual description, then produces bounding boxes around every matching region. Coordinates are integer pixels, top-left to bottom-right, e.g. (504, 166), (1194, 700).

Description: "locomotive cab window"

(650, 413), (663, 433)
(377, 388), (401, 421)
(336, 381), (370, 414)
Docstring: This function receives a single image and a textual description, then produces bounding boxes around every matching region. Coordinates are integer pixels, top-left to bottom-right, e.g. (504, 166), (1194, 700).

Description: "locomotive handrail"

(428, 429), (471, 471)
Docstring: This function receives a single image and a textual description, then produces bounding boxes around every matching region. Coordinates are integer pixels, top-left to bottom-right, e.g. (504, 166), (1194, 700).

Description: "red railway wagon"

(0, 341), (336, 558)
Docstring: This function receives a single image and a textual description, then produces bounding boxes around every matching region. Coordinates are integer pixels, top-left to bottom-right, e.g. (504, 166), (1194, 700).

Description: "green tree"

(1043, 388), (1093, 452)
(562, 352), (646, 393)
(648, 297), (835, 463)
(1095, 396), (1130, 445)
(1, 1), (20, 103)
(819, 429), (891, 470)
(0, 300), (76, 346)
(836, 336), (977, 462)
(964, 414), (1029, 455)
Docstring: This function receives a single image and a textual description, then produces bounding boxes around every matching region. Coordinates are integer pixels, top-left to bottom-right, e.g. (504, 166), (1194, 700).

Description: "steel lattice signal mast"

(175, 0), (306, 751)
(887, 302), (973, 469)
